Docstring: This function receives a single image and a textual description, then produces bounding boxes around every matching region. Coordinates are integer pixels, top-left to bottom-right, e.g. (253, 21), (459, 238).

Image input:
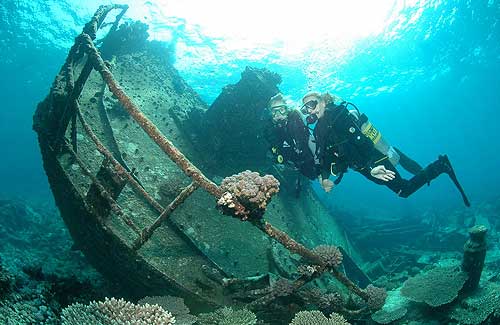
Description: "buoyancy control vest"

(266, 110), (318, 179)
(314, 102), (377, 178)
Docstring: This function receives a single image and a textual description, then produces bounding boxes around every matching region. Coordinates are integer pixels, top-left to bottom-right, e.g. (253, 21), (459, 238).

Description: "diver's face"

(270, 104), (288, 123)
(302, 96), (325, 119)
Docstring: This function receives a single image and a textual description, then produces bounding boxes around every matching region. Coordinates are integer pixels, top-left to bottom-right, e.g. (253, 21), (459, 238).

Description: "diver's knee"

(397, 189), (410, 198)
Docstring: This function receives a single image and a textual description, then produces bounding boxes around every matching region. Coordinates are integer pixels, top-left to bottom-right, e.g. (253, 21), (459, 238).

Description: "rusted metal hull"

(36, 133), (220, 311)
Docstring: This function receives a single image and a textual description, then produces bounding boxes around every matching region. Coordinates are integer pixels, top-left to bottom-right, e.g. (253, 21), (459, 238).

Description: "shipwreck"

(33, 5), (381, 322)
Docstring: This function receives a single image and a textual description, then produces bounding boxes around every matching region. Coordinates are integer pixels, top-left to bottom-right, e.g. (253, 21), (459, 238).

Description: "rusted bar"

(54, 4), (128, 151)
(132, 182), (198, 250)
(248, 264), (328, 309)
(71, 107), (78, 153)
(259, 221), (323, 265)
(258, 221), (369, 302)
(82, 34), (223, 199)
(76, 108), (162, 211)
(55, 58), (95, 152)
(330, 268), (369, 301)
(83, 4), (129, 39)
(63, 141), (141, 236)
(77, 108), (200, 253)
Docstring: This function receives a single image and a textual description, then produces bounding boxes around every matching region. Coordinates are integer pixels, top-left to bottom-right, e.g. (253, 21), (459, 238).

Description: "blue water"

(0, 0), (499, 216)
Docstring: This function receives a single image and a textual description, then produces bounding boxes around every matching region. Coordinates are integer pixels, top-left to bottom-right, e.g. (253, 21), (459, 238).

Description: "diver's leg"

(394, 147), (423, 175)
(394, 155), (469, 205)
(363, 158), (440, 198)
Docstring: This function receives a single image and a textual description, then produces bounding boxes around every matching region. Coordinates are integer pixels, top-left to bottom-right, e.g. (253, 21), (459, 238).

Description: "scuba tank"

(344, 102), (400, 166)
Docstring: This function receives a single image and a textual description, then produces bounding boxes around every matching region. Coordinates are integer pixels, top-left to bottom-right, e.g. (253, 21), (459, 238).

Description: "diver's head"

(301, 91), (327, 123)
(268, 93), (289, 124)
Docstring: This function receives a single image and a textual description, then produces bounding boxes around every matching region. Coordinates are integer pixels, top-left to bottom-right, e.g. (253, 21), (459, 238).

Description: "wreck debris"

(461, 225), (488, 293)
(63, 142), (141, 236)
(132, 182), (198, 250)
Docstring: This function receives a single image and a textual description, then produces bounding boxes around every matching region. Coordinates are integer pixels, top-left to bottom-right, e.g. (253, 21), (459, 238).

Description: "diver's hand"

(370, 165), (396, 182)
(321, 178), (335, 192)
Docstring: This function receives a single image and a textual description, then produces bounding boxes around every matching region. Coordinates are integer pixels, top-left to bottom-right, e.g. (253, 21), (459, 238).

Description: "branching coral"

(289, 310), (350, 325)
(197, 306), (256, 325)
(312, 245), (343, 268)
(138, 295), (197, 325)
(318, 293), (344, 311)
(217, 170), (280, 221)
(364, 284), (387, 311)
(61, 297), (175, 325)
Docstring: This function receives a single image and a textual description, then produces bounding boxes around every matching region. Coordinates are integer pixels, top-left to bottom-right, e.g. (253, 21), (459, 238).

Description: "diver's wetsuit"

(314, 103), (447, 197)
(265, 110), (319, 180)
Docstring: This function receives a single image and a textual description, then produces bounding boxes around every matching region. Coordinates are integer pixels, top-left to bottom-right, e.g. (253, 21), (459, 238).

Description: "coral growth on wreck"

(218, 170), (280, 220)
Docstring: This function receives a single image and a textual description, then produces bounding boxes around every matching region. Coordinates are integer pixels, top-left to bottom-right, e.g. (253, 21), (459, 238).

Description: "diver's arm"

(318, 174), (335, 192)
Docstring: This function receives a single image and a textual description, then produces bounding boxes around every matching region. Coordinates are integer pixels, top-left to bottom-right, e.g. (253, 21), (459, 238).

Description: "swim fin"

(439, 155), (471, 207)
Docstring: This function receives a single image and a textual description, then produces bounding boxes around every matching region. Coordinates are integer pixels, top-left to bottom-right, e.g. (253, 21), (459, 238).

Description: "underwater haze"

(1, 0), (499, 214)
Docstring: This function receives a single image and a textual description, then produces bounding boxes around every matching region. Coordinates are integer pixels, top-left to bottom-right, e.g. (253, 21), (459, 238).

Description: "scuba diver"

(300, 91), (470, 207)
(263, 93), (320, 195)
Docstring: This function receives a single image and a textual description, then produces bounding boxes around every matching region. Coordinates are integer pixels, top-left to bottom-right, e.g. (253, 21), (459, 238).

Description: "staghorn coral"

(289, 310), (350, 325)
(218, 170), (280, 220)
(400, 266), (467, 307)
(138, 295), (197, 325)
(364, 284), (387, 311)
(61, 297), (175, 325)
(312, 245), (343, 268)
(197, 306), (257, 325)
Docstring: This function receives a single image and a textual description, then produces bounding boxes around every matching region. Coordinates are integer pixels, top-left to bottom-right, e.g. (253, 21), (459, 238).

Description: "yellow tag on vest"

(361, 121), (382, 144)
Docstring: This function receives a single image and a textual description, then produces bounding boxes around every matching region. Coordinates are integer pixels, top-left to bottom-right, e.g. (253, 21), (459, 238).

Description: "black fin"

(441, 155), (471, 207)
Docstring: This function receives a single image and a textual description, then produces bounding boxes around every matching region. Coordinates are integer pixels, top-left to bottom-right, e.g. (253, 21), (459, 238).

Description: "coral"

(0, 257), (13, 297)
(271, 278), (294, 297)
(318, 293), (344, 311)
(61, 297), (175, 325)
(364, 284), (387, 311)
(197, 306), (257, 325)
(371, 307), (407, 324)
(312, 245), (343, 268)
(400, 266), (468, 307)
(297, 264), (319, 277)
(0, 301), (39, 324)
(138, 295), (197, 325)
(218, 170), (280, 220)
(289, 310), (350, 325)
(450, 283), (500, 325)
(101, 21), (150, 56)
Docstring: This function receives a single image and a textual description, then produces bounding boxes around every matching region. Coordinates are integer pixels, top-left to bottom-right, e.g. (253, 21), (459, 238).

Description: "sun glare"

(132, 0), (400, 57)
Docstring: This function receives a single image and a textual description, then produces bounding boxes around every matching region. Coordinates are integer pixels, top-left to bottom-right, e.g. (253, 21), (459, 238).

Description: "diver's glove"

(370, 165), (396, 182)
